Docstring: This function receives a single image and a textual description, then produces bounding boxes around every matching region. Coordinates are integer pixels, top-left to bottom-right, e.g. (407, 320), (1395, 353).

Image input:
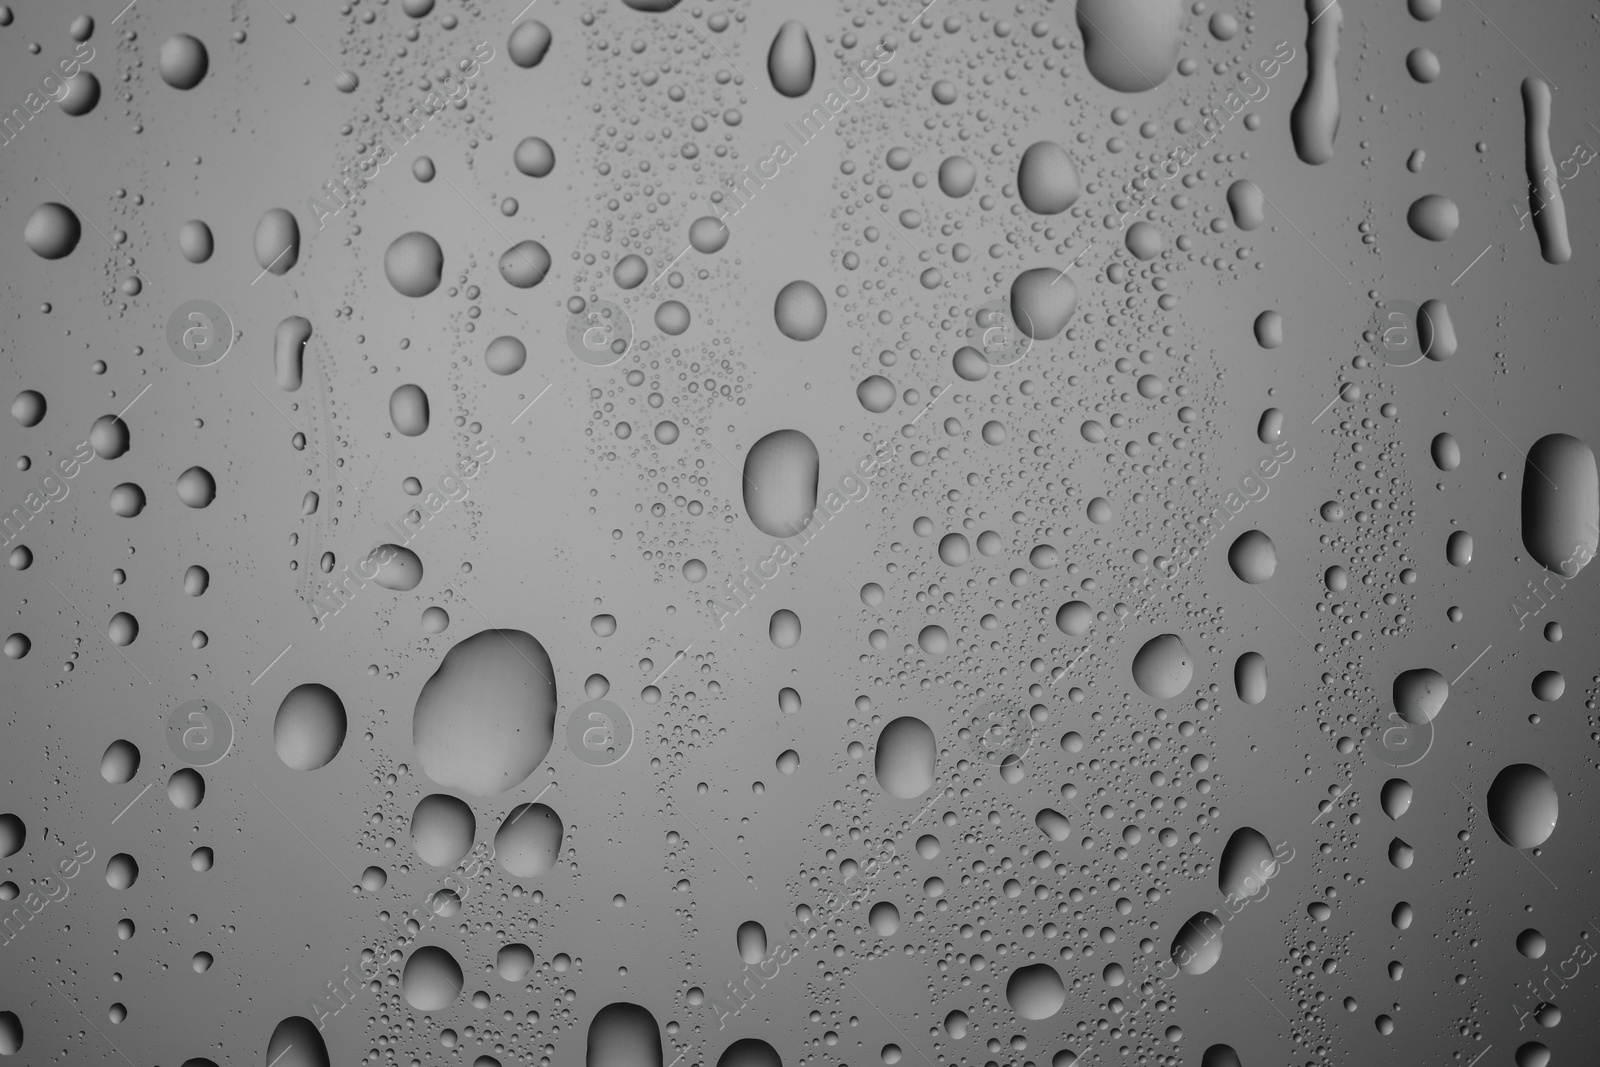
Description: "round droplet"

(1227, 529), (1276, 583)
(689, 216), (729, 253)
(1486, 764), (1558, 848)
(178, 220), (213, 263)
(654, 300), (690, 335)
(918, 625), (949, 656)
(1531, 670), (1564, 701)
(1125, 221), (1163, 260)
(514, 136), (556, 177)
(485, 336), (527, 375)
(159, 34), (209, 89)
(24, 203), (81, 259)
(101, 739), (140, 784)
(500, 240), (551, 288)
(939, 156), (977, 198)
(411, 794), (476, 867)
(402, 945), (463, 1010)
(774, 280), (827, 341)
(10, 391), (44, 427)
(869, 901), (900, 936)
(1056, 600), (1093, 637)
(360, 866), (387, 891)
(1132, 633), (1193, 700)
(90, 414), (130, 458)
(1516, 928), (1547, 959)
(168, 767), (204, 809)
(614, 255), (648, 289)
(1006, 963), (1066, 1019)
(1017, 141), (1081, 214)
(1446, 530), (1472, 566)
(944, 1010), (967, 1039)
(274, 683), (347, 771)
(495, 802), (563, 877)
(1009, 268), (1078, 340)
(1407, 194), (1460, 241)
(176, 466), (216, 508)
(857, 375), (896, 413)
(105, 852), (139, 890)
(385, 232), (444, 297)
(1393, 668), (1448, 725)
(1406, 47), (1440, 82)
(1087, 497), (1113, 524)
(507, 20), (552, 67)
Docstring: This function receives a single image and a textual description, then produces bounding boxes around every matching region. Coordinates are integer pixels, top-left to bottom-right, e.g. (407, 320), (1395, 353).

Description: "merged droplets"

(412, 628), (558, 797)
(369, 544), (424, 591)
(1234, 651), (1267, 704)
(1393, 668), (1448, 725)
